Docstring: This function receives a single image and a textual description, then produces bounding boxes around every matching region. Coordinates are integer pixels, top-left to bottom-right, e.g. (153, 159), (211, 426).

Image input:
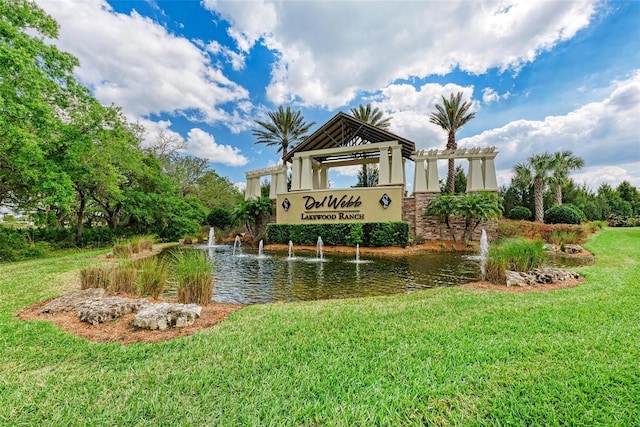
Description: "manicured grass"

(1, 229), (639, 425)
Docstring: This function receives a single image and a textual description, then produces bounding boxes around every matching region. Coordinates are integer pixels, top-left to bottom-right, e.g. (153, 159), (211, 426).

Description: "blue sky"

(37, 0), (640, 192)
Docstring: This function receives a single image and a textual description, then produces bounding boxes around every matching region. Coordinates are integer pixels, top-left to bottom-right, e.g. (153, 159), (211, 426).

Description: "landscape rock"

(39, 288), (105, 314)
(505, 267), (580, 287)
(563, 244), (583, 254)
(543, 243), (558, 252)
(133, 303), (202, 330)
(78, 297), (149, 325)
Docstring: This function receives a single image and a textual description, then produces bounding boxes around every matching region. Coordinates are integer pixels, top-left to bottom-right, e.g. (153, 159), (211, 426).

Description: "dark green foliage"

(0, 226), (50, 262)
(508, 206), (532, 220)
(207, 207), (232, 229)
(266, 222), (408, 247)
(544, 204), (585, 224)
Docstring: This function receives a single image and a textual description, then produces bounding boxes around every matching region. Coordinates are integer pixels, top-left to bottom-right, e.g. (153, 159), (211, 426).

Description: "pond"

(163, 244), (483, 304)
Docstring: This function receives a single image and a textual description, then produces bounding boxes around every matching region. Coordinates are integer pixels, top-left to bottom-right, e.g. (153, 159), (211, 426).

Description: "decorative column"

(253, 175), (262, 199)
(390, 145), (404, 185)
(244, 177), (254, 200)
(290, 157), (301, 191)
(276, 169), (287, 195)
(378, 147), (390, 185)
(466, 158), (484, 192)
(269, 173), (278, 199)
(300, 155), (313, 190)
(482, 157), (498, 191)
(426, 159), (440, 192)
(319, 167), (329, 189)
(414, 158), (427, 192)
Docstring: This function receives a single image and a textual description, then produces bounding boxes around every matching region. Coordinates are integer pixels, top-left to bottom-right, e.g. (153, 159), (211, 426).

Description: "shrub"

(544, 204), (585, 225)
(172, 250), (213, 305)
(207, 207), (233, 229)
(80, 267), (112, 290)
(508, 206), (532, 221)
(266, 222), (408, 247)
(112, 243), (132, 258)
(135, 257), (169, 299)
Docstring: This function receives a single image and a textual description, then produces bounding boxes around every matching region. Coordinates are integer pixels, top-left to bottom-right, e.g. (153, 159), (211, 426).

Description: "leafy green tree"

(439, 165), (467, 194)
(252, 106), (316, 163)
(231, 196), (272, 239)
(429, 92), (476, 194)
(550, 151), (584, 205)
(513, 153), (554, 223)
(194, 171), (243, 210)
(0, 0), (86, 208)
(616, 181), (640, 216)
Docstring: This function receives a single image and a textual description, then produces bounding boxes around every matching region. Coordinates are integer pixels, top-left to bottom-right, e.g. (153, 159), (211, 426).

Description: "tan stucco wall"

(277, 187), (403, 224)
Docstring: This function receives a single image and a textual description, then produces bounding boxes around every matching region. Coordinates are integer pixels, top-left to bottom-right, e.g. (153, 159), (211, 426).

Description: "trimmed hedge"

(508, 206), (532, 221)
(544, 204), (586, 225)
(265, 222), (409, 247)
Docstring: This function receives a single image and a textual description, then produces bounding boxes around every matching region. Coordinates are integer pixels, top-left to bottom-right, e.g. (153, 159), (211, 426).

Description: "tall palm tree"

(252, 106), (316, 164)
(350, 103), (392, 187)
(550, 150), (584, 205)
(513, 153), (554, 223)
(429, 92), (476, 194)
(350, 103), (392, 130)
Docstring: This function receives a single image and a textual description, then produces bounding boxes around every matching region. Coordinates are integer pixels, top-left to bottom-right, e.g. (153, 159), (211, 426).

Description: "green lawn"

(1, 229), (639, 426)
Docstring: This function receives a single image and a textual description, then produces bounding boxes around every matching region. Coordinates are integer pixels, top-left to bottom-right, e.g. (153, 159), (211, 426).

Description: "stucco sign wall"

(277, 187), (403, 224)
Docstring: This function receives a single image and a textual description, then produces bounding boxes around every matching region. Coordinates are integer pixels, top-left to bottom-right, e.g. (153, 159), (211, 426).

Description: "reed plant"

(112, 243), (132, 258)
(549, 229), (579, 247)
(135, 257), (169, 299)
(172, 250), (213, 305)
(79, 267), (112, 289)
(109, 263), (137, 294)
(485, 238), (547, 284)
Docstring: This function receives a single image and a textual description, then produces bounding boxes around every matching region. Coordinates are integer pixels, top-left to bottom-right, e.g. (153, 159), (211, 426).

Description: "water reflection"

(163, 246), (482, 304)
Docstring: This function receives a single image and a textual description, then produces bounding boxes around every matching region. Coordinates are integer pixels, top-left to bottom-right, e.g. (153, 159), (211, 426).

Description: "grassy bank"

(1, 229), (639, 425)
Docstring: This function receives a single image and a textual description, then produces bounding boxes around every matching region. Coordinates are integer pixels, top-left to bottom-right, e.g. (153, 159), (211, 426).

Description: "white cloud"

(373, 83), (477, 147)
(184, 128), (248, 167)
(37, 0), (253, 131)
(205, 0), (597, 107)
(460, 71), (640, 188)
(482, 87), (510, 104)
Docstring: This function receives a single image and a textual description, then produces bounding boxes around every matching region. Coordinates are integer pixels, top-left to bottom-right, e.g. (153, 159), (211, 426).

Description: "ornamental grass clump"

(110, 263), (137, 294)
(485, 238), (547, 284)
(135, 257), (169, 299)
(172, 250), (213, 305)
(80, 267), (112, 290)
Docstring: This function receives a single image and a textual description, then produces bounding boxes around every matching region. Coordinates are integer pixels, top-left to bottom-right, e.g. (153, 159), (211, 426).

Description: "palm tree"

(429, 92), (476, 194)
(252, 106), (316, 164)
(513, 153), (554, 223)
(350, 103), (392, 130)
(550, 150), (584, 205)
(350, 103), (392, 187)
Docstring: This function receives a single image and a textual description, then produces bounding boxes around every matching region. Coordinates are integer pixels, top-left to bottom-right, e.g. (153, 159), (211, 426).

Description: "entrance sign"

(277, 187), (403, 224)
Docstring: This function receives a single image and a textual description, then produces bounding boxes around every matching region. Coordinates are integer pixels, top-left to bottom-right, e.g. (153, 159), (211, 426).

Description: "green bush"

(207, 207), (233, 229)
(508, 206), (532, 220)
(544, 204), (585, 224)
(265, 222), (409, 247)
